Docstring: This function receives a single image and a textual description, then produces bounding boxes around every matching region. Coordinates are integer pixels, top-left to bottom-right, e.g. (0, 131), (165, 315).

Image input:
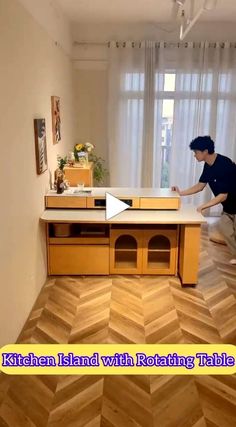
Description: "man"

(172, 135), (236, 265)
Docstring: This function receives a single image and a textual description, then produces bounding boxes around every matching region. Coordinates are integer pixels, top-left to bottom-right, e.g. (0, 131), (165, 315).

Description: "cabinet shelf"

(114, 249), (138, 271)
(147, 261), (170, 269)
(147, 249), (171, 253)
(110, 229), (142, 274)
(49, 223), (109, 240)
(115, 248), (137, 252)
(147, 251), (170, 269)
(115, 261), (137, 269)
(49, 237), (109, 245)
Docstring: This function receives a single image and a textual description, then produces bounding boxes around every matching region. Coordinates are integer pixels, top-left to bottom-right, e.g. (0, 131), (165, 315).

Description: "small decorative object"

(53, 223), (71, 237)
(77, 182), (84, 191)
(54, 155), (67, 190)
(68, 151), (75, 166)
(64, 179), (70, 189)
(56, 173), (64, 194)
(51, 96), (61, 144)
(77, 151), (88, 167)
(34, 118), (48, 175)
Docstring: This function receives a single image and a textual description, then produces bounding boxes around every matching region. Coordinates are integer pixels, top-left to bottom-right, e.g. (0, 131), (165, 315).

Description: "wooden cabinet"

(142, 229), (177, 275)
(110, 229), (143, 274)
(64, 163), (93, 187)
(42, 201), (205, 285)
(110, 226), (178, 275)
(49, 244), (109, 275)
(48, 224), (178, 276)
(47, 224), (109, 275)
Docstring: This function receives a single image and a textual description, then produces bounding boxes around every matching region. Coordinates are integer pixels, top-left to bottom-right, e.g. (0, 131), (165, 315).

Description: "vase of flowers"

(73, 142), (108, 185)
(74, 142), (94, 167)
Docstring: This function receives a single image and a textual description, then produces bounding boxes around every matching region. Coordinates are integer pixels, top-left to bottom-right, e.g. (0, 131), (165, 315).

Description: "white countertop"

(46, 187), (180, 198)
(40, 205), (206, 224)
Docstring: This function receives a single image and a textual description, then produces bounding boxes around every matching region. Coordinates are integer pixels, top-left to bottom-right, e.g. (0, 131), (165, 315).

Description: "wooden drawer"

(86, 197), (139, 209)
(48, 245), (109, 275)
(140, 197), (180, 210)
(45, 196), (86, 208)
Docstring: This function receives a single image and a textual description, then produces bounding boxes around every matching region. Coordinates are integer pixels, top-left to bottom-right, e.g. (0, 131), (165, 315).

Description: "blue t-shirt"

(199, 153), (236, 214)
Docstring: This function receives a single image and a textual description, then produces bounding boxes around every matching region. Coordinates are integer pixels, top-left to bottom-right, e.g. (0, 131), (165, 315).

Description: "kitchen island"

(41, 188), (205, 285)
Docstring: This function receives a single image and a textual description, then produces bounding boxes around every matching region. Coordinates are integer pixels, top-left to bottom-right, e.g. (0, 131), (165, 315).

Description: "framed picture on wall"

(34, 118), (48, 175)
(51, 95), (61, 144)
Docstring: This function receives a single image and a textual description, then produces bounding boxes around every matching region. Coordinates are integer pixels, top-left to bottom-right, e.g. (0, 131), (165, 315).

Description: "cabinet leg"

(178, 224), (201, 286)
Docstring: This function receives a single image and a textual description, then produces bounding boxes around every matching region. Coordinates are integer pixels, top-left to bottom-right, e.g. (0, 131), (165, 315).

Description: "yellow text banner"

(1, 344), (235, 375)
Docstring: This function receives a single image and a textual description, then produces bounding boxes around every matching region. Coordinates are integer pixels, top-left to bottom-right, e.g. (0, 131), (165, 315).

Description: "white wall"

(18, 0), (72, 55)
(0, 0), (75, 345)
(74, 69), (108, 170)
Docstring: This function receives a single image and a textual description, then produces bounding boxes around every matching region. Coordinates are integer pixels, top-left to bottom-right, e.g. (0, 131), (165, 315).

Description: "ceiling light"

(179, 0), (217, 40)
(203, 0), (217, 10)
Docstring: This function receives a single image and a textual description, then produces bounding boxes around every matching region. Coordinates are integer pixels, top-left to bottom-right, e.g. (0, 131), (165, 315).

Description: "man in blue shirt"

(172, 136), (236, 265)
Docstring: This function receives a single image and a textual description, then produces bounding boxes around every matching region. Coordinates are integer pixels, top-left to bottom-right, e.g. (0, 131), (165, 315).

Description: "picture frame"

(51, 95), (61, 144)
(34, 118), (48, 175)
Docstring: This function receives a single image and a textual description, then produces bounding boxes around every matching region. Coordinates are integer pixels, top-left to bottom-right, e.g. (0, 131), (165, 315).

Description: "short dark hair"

(189, 136), (215, 154)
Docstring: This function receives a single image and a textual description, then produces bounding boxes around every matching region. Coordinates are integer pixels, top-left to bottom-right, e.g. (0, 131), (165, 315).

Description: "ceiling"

(55, 0), (236, 24)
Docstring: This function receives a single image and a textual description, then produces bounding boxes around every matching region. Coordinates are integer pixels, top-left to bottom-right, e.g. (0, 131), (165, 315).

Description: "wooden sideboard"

(64, 163), (93, 187)
(41, 189), (205, 286)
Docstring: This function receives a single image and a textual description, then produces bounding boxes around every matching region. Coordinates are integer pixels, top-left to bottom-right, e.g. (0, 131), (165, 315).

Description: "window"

(154, 73), (176, 187)
(122, 72), (176, 187)
(122, 69), (233, 187)
(157, 73), (176, 187)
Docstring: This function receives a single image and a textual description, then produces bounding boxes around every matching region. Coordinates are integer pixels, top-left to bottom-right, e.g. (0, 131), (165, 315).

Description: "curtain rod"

(73, 41), (236, 48)
(73, 41), (107, 46)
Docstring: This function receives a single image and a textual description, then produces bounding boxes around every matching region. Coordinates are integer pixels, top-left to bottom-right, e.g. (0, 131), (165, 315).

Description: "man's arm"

(197, 193), (228, 213)
(172, 182), (206, 196)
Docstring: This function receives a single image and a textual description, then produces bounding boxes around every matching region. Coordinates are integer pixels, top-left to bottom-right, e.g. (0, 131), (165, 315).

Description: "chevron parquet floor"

(0, 223), (236, 427)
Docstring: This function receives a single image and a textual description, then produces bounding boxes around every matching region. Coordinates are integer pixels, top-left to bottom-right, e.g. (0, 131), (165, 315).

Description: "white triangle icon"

(106, 192), (130, 220)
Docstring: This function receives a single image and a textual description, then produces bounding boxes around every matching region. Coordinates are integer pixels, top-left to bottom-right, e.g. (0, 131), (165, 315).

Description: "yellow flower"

(75, 144), (83, 151)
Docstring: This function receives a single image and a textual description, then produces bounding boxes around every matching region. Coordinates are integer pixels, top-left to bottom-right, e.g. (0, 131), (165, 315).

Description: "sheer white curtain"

(108, 41), (162, 187)
(108, 41), (236, 204)
(169, 42), (236, 211)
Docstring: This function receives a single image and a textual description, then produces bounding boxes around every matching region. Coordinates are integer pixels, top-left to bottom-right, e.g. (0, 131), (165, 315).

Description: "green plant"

(89, 153), (109, 185)
(57, 155), (67, 171)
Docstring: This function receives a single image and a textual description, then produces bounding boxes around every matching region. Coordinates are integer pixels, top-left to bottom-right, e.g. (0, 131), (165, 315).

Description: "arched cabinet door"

(110, 229), (143, 274)
(142, 229), (178, 275)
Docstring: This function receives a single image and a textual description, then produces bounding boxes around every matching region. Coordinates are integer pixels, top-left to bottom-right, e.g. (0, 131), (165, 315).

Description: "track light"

(203, 0), (217, 10)
(179, 0), (217, 40)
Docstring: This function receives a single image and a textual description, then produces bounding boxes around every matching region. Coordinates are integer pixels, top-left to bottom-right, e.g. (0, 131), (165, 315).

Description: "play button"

(106, 192), (130, 220)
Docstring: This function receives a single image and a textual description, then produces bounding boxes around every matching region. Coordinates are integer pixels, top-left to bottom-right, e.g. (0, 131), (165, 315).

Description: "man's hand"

(171, 186), (180, 194)
(197, 206), (205, 214)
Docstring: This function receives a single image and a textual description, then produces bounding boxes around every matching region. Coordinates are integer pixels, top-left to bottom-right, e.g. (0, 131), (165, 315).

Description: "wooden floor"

(1, 224), (236, 427)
